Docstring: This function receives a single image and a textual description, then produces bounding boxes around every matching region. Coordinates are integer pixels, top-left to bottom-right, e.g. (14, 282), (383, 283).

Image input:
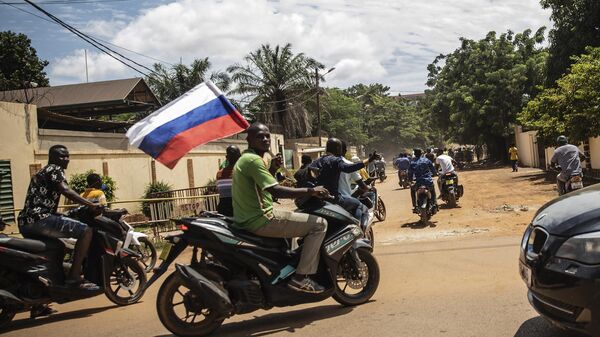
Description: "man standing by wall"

(508, 144), (519, 172)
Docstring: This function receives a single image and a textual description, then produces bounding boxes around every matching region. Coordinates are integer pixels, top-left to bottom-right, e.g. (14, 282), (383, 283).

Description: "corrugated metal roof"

(0, 78), (150, 108)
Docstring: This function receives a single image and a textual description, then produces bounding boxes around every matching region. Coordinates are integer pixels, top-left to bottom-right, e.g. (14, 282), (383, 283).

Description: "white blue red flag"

(126, 81), (249, 169)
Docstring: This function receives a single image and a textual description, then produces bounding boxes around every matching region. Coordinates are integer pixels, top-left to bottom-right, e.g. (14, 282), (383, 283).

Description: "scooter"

(398, 170), (410, 189)
(0, 206), (147, 328)
(148, 197), (380, 337)
(553, 166), (584, 196)
(61, 209), (157, 273)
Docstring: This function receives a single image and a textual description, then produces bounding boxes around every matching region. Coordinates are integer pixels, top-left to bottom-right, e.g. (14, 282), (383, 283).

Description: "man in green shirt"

(232, 123), (330, 294)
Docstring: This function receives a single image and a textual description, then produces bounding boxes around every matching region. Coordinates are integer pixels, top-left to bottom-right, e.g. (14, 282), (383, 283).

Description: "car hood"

(532, 183), (600, 237)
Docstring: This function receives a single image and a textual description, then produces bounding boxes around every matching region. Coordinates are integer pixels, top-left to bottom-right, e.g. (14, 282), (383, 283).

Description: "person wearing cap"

(551, 136), (588, 195)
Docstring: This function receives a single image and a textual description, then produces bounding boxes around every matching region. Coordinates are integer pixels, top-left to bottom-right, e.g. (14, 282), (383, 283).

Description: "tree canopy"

(0, 31), (49, 91)
(426, 28), (547, 160)
(541, 0), (600, 84)
(228, 43), (322, 139)
(146, 58), (230, 104)
(518, 47), (600, 145)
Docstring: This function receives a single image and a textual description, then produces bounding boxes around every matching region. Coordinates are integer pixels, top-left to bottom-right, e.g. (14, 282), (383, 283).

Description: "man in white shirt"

(435, 148), (459, 191)
(338, 142), (370, 227)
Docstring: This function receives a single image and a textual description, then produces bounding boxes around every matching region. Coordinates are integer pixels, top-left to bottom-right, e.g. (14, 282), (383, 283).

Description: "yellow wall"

(588, 137), (600, 169)
(1, 101), (283, 214)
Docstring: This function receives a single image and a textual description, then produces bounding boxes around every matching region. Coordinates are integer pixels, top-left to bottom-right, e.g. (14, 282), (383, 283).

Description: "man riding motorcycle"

(435, 148), (459, 191)
(338, 142), (371, 229)
(232, 123), (331, 294)
(310, 138), (379, 229)
(550, 135), (588, 195)
(18, 145), (103, 291)
(394, 153), (410, 187)
(408, 148), (438, 213)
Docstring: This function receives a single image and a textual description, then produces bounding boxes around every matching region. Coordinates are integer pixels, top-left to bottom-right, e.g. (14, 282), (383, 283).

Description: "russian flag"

(126, 81), (249, 169)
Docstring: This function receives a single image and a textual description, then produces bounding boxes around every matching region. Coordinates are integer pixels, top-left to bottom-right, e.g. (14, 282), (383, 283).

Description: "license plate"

(571, 181), (583, 189)
(519, 262), (532, 287)
(445, 180), (454, 185)
(159, 243), (173, 260)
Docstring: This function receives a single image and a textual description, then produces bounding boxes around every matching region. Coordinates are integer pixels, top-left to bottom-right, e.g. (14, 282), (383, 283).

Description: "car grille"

(528, 227), (549, 254)
(531, 292), (582, 322)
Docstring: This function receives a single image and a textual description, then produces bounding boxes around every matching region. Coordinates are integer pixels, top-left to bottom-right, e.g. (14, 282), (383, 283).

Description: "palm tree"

(228, 43), (323, 138)
(146, 58), (231, 104)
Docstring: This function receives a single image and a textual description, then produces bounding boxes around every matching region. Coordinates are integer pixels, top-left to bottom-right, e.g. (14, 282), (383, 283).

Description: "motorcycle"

(148, 198), (380, 337)
(0, 206), (147, 328)
(553, 166), (584, 196)
(352, 178), (386, 246)
(398, 170), (410, 189)
(438, 172), (464, 207)
(413, 185), (437, 224)
(62, 209), (157, 273)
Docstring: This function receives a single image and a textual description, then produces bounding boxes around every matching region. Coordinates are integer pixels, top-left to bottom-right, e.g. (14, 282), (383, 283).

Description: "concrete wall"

(514, 126), (539, 168)
(589, 137), (600, 169)
(1, 101), (283, 214)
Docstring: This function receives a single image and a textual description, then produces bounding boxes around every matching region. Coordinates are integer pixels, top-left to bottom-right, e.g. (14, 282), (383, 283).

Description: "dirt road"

(3, 167), (566, 337)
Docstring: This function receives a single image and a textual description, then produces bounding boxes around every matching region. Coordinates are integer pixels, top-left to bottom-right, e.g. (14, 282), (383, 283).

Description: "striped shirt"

(216, 168), (234, 198)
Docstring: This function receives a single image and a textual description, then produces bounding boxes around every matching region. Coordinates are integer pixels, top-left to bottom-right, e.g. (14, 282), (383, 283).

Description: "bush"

(141, 181), (173, 217)
(69, 170), (117, 202)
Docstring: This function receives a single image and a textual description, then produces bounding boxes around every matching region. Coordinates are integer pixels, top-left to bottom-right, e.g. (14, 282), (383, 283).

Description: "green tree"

(146, 58), (230, 104)
(426, 28), (548, 160)
(541, 0), (600, 84)
(0, 31), (49, 91)
(320, 88), (368, 146)
(518, 47), (600, 145)
(228, 43), (323, 139)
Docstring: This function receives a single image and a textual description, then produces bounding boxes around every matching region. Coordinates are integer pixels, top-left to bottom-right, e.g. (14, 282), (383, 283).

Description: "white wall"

(514, 126), (539, 167)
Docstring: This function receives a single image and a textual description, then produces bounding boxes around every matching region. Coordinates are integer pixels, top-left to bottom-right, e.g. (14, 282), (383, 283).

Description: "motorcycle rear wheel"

(104, 257), (147, 305)
(375, 197), (386, 221)
(333, 248), (380, 306)
(447, 192), (457, 208)
(0, 301), (16, 329)
(157, 271), (225, 337)
(134, 237), (157, 273)
(419, 209), (430, 225)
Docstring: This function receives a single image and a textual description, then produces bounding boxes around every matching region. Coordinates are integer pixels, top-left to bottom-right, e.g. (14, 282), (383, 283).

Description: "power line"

(4, 2), (174, 66)
(23, 0), (158, 77)
(1, 0), (133, 4)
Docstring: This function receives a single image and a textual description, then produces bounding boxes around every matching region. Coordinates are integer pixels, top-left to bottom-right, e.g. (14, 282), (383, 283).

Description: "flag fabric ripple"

(126, 81), (249, 169)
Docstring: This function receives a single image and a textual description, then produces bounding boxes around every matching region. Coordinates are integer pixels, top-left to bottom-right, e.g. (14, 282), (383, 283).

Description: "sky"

(0, 0), (552, 94)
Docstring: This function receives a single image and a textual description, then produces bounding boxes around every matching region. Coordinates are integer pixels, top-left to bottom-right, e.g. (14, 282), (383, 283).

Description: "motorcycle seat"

(0, 237), (47, 253)
(227, 227), (289, 249)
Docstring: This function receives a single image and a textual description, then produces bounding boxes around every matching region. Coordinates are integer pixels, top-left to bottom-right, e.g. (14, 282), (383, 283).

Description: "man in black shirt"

(18, 145), (102, 290)
(294, 154), (314, 187)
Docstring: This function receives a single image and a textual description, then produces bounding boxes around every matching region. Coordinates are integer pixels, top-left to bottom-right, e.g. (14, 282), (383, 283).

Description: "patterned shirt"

(408, 156), (435, 187)
(18, 164), (65, 225)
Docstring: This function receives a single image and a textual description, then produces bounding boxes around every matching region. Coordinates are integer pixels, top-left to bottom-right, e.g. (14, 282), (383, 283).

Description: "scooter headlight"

(556, 232), (600, 264)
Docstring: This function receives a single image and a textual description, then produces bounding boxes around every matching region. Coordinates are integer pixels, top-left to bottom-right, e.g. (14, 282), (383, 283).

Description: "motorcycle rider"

(232, 123), (331, 294)
(338, 142), (370, 228)
(18, 145), (102, 290)
(395, 153), (410, 186)
(294, 154), (314, 188)
(435, 148), (459, 192)
(216, 145), (241, 216)
(408, 148), (438, 213)
(550, 135), (588, 195)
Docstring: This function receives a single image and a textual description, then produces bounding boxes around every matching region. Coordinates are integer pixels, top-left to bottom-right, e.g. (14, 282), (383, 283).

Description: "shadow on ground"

(514, 316), (579, 337)
(511, 171), (555, 186)
(155, 304), (355, 337)
(0, 304), (118, 334)
(401, 220), (437, 229)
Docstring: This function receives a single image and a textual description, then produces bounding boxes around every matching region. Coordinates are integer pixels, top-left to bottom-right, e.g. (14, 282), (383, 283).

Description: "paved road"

(2, 168), (569, 337)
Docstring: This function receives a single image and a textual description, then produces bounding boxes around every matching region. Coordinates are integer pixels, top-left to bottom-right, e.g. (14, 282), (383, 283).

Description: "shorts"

(20, 214), (89, 240)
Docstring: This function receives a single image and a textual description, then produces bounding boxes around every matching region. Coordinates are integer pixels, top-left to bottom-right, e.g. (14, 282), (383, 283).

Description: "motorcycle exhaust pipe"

(175, 264), (233, 317)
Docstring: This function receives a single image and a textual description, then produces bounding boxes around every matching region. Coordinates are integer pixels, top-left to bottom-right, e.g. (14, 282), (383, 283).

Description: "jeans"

(253, 210), (327, 275)
(511, 160), (518, 171)
(19, 214), (88, 240)
(338, 195), (369, 228)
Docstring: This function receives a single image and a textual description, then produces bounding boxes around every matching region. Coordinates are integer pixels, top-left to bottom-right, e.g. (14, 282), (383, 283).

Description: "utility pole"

(315, 67), (321, 147)
(84, 49), (89, 83)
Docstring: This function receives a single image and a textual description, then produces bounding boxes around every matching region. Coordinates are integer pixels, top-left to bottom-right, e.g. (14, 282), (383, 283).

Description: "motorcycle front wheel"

(156, 271), (225, 337)
(375, 197), (386, 221)
(104, 257), (147, 305)
(0, 300), (16, 329)
(333, 248), (380, 306)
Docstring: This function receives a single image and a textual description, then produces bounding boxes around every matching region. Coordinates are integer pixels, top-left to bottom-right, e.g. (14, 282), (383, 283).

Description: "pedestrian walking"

(508, 144), (519, 172)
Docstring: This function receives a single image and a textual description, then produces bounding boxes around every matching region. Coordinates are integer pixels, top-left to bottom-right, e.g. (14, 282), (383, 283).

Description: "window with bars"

(0, 160), (15, 223)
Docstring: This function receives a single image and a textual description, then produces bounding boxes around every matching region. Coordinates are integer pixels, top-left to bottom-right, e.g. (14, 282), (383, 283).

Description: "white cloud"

(50, 49), (131, 83)
(49, 0), (551, 92)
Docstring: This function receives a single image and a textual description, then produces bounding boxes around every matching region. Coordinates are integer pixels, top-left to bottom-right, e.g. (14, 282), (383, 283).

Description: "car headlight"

(555, 232), (600, 264)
